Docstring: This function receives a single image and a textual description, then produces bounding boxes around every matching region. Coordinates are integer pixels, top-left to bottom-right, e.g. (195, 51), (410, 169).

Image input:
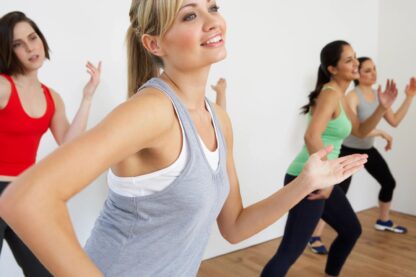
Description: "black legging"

(338, 145), (396, 202)
(261, 174), (362, 277)
(0, 181), (52, 277)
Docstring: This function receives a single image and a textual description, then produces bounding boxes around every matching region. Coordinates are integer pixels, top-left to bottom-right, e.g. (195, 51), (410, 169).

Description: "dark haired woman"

(261, 41), (397, 277)
(310, 57), (415, 250)
(0, 11), (101, 276)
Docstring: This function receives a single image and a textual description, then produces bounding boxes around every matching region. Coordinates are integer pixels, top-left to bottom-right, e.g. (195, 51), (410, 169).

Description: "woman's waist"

(0, 175), (16, 182)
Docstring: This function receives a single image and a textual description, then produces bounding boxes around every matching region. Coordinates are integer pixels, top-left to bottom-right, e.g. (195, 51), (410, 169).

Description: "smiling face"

(12, 21), (46, 73)
(329, 44), (360, 82)
(157, 0), (227, 71)
(358, 59), (377, 86)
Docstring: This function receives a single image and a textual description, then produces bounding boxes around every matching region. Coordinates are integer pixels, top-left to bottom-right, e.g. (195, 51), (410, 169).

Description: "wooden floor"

(198, 208), (416, 276)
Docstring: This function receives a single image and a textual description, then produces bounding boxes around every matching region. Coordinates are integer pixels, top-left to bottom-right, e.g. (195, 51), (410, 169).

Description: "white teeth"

(205, 35), (222, 44)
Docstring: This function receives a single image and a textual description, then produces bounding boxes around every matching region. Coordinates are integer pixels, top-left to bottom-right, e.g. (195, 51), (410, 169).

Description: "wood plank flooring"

(198, 208), (416, 276)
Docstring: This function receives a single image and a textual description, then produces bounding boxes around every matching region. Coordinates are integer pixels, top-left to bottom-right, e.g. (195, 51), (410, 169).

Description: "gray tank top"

(342, 86), (378, 149)
(85, 78), (230, 276)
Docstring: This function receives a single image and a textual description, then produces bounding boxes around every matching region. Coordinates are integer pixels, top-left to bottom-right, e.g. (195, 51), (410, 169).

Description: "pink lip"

(29, 55), (39, 62)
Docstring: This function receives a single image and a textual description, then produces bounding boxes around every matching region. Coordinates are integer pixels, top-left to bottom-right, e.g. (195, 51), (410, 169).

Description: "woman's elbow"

(219, 228), (242, 244)
(0, 190), (18, 221)
(352, 130), (367, 138)
(389, 121), (399, 128)
(304, 132), (318, 146)
(0, 196), (8, 218)
(222, 233), (241, 244)
(0, 181), (42, 221)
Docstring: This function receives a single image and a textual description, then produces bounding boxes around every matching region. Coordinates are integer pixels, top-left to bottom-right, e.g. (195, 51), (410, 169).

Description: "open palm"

(302, 146), (368, 191)
(83, 61), (102, 99)
(377, 79), (398, 109)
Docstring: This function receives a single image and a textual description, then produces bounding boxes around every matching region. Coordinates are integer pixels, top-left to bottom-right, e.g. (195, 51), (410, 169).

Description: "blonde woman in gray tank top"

(0, 1), (369, 276)
(310, 57), (416, 253)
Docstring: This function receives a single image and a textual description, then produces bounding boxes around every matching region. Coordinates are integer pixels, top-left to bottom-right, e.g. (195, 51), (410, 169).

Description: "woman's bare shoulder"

(0, 75), (12, 107)
(0, 75), (11, 94)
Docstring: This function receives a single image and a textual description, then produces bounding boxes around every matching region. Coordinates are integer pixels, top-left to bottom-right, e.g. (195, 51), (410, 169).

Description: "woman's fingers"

(342, 163), (365, 178)
(336, 153), (367, 166)
(330, 154), (367, 180)
(85, 61), (102, 76)
(338, 155), (367, 176)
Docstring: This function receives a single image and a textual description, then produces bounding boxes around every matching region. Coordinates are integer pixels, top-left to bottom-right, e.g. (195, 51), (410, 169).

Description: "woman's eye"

(209, 5), (220, 12)
(184, 13), (197, 21)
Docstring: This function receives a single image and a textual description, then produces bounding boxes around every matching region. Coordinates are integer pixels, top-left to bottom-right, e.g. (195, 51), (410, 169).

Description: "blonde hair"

(127, 0), (183, 97)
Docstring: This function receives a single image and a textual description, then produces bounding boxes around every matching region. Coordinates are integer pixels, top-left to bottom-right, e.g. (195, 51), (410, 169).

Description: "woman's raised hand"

(83, 61), (102, 99)
(405, 77), (416, 98)
(211, 78), (227, 95)
(378, 79), (398, 110)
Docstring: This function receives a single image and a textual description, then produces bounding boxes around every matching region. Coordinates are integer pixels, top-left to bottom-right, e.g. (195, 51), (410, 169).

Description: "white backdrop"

(1, 1), (414, 276)
(377, 0), (416, 215)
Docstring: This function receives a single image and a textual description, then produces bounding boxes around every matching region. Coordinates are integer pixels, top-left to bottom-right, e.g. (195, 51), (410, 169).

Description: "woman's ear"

(141, 34), (164, 57)
(327, 65), (337, 76)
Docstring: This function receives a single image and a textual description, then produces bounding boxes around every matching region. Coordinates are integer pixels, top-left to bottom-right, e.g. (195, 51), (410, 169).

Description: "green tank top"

(287, 89), (352, 176)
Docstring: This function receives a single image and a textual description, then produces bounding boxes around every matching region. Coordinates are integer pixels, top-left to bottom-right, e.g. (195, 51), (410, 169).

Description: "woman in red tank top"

(0, 11), (101, 276)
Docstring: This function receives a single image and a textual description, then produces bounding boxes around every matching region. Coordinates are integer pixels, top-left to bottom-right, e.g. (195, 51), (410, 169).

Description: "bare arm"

(304, 89), (339, 155)
(384, 77), (416, 127)
(0, 89), (176, 276)
(367, 129), (393, 151)
(211, 78), (227, 110)
(50, 61), (102, 145)
(215, 106), (367, 243)
(303, 89), (339, 200)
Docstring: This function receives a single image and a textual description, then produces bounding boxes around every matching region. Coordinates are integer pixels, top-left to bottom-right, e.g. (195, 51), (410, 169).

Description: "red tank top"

(0, 74), (55, 176)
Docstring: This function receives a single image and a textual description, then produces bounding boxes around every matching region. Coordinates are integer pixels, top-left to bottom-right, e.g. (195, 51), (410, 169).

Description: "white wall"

(378, 0), (416, 216)
(204, 0), (381, 259)
(3, 0), (413, 275)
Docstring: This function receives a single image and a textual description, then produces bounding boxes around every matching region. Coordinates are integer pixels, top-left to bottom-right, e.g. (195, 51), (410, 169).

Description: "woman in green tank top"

(261, 40), (398, 277)
(312, 57), (416, 253)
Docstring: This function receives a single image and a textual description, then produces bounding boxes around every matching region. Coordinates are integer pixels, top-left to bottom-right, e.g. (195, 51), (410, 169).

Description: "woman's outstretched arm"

(347, 80), (398, 137)
(215, 106), (367, 243)
(383, 77), (416, 127)
(0, 88), (176, 276)
(50, 61), (102, 145)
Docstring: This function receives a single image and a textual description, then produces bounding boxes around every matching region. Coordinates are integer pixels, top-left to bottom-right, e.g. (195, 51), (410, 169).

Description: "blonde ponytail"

(126, 0), (183, 97)
(126, 24), (158, 97)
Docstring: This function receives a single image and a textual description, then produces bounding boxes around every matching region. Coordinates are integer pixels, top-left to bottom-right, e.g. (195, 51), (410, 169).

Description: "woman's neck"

(328, 78), (351, 95)
(358, 84), (373, 94)
(12, 70), (41, 89)
(161, 66), (210, 111)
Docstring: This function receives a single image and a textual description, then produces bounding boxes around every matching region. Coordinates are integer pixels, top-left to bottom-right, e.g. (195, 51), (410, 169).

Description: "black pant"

(261, 174), (362, 277)
(338, 145), (396, 202)
(0, 181), (52, 277)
